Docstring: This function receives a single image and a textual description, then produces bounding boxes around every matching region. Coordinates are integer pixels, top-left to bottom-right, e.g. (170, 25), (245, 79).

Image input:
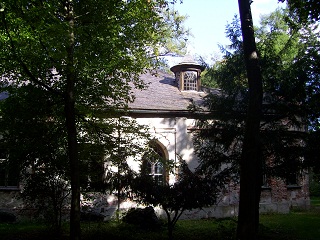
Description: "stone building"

(126, 56), (310, 218)
(0, 56), (310, 220)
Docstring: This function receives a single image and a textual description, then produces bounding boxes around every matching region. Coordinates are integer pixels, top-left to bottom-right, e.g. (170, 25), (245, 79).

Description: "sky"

(169, 0), (286, 65)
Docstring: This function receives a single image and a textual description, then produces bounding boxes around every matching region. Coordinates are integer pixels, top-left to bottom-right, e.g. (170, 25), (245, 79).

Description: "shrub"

(0, 211), (16, 223)
(122, 206), (161, 229)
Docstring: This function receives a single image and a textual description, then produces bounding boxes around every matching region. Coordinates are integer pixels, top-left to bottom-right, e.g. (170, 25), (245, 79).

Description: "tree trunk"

(168, 224), (174, 240)
(65, 93), (81, 240)
(236, 0), (263, 239)
(65, 1), (81, 240)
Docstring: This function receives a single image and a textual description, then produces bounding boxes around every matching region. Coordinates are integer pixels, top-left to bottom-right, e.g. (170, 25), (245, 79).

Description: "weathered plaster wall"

(0, 116), (310, 220)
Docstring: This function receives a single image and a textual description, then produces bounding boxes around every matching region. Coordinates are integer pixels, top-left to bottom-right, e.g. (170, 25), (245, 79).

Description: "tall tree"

(279, 0), (320, 22)
(236, 1), (263, 239)
(0, 84), (69, 234)
(279, 0), (320, 175)
(0, 1), (187, 239)
(195, 6), (319, 239)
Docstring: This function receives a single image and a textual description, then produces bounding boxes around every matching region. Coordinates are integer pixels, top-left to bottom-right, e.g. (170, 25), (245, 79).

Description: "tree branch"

(1, 10), (64, 98)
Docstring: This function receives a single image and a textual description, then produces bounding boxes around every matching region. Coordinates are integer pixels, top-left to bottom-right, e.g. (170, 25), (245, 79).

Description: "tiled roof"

(129, 71), (207, 111)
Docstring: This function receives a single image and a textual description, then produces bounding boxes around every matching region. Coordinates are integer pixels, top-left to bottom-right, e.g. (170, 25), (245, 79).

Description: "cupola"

(170, 55), (205, 92)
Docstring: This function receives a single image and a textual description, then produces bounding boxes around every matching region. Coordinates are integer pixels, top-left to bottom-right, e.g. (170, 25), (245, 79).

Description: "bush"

(0, 211), (16, 223)
(122, 206), (161, 229)
(80, 211), (105, 222)
(309, 172), (320, 197)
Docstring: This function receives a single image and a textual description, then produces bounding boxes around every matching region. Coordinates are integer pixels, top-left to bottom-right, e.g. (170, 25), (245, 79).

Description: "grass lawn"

(1, 200), (320, 240)
(259, 210), (320, 239)
(310, 196), (320, 207)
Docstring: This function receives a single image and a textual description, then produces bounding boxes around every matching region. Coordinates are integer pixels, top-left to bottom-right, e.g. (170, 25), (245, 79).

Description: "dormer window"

(170, 56), (205, 92)
(183, 71), (197, 91)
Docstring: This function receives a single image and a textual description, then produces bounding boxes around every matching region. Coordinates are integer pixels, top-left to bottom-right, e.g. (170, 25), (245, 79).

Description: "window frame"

(0, 150), (20, 191)
(142, 141), (168, 185)
(79, 143), (106, 192)
(182, 71), (198, 91)
(178, 68), (201, 92)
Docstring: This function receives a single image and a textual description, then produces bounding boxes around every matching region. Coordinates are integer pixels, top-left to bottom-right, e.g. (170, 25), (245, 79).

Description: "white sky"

(170, 0), (286, 65)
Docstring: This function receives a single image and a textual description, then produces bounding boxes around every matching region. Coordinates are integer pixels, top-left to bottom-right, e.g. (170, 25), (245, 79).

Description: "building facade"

(126, 57), (310, 219)
(0, 57), (310, 220)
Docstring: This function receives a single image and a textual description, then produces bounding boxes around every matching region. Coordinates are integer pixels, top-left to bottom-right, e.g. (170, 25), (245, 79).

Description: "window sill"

(0, 187), (20, 191)
(287, 185), (301, 189)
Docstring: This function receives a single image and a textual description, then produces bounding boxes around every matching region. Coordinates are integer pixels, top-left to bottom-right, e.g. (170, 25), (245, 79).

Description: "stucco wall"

(0, 116), (310, 220)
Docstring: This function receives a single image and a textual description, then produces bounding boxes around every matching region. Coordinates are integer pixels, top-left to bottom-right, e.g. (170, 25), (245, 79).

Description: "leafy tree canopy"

(0, 1), (189, 238)
(279, 0), (320, 22)
(195, 7), (320, 181)
(0, 0), (188, 111)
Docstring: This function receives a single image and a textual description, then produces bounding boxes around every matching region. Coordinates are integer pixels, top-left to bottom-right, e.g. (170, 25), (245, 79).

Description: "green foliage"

(309, 171), (320, 197)
(122, 206), (161, 229)
(0, 2), (189, 236)
(0, 0), (188, 104)
(102, 117), (151, 212)
(131, 158), (220, 239)
(0, 0), (189, 164)
(0, 85), (68, 174)
(2, 209), (320, 240)
(200, 70), (219, 88)
(194, 8), (320, 181)
(21, 171), (70, 232)
(133, 160), (218, 212)
(0, 85), (70, 232)
(279, 0), (320, 22)
(201, 16), (247, 94)
(0, 0), (189, 149)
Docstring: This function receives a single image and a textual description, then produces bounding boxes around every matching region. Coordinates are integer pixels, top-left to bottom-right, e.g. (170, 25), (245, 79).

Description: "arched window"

(142, 141), (168, 185)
